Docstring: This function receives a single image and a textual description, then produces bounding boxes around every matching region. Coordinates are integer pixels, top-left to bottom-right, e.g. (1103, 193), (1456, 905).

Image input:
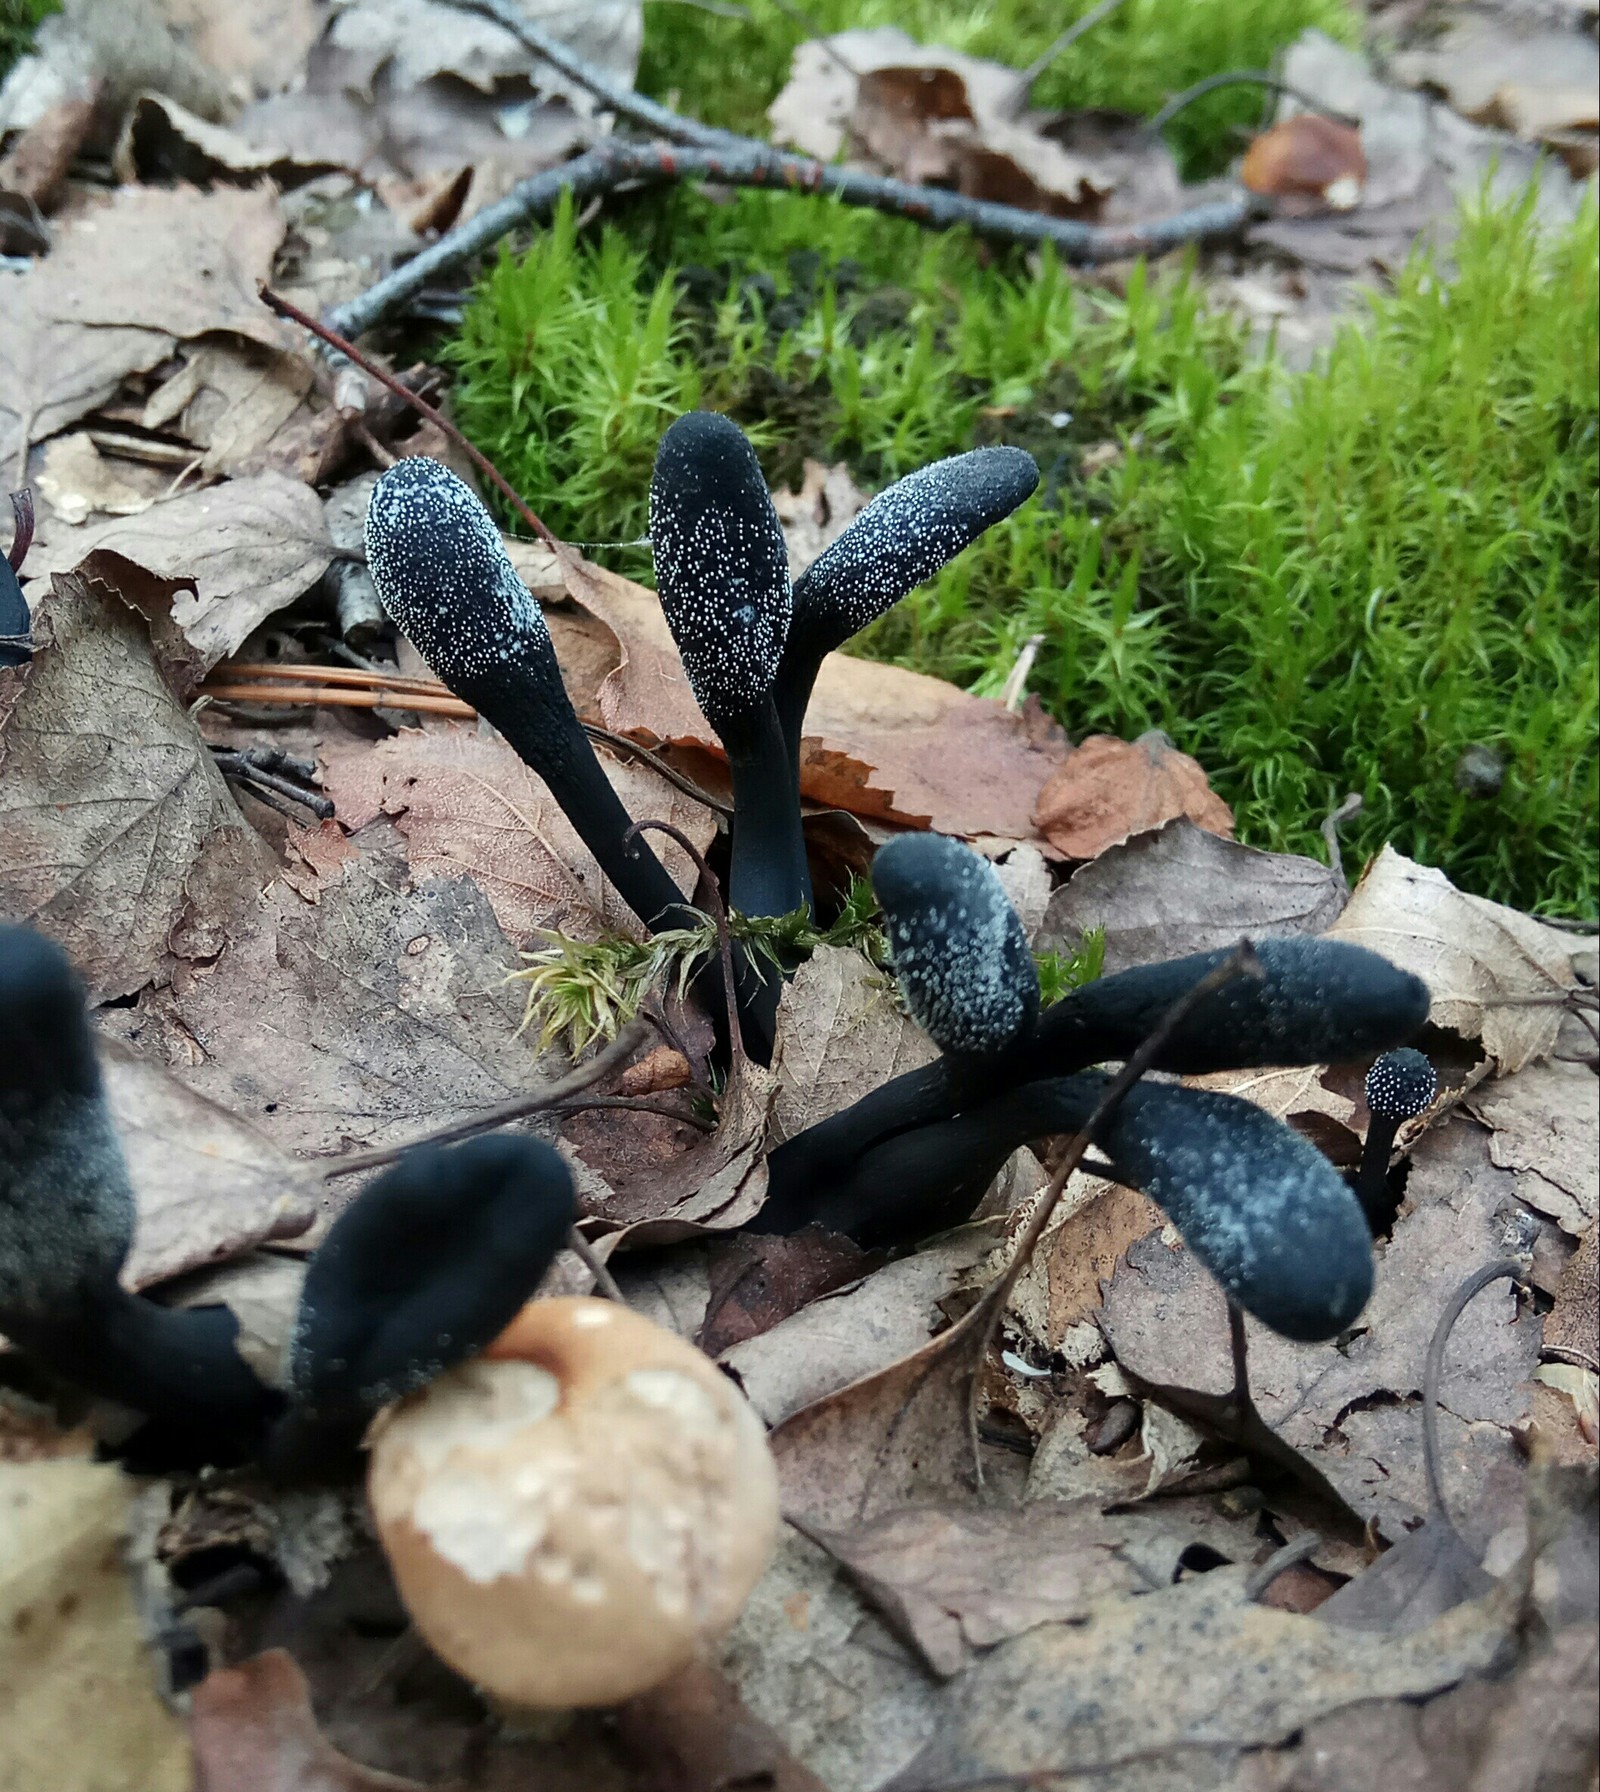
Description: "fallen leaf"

(35, 432), (168, 524)
(769, 945), (933, 1148)
(795, 1498), (1247, 1677)
(1465, 1058), (1598, 1235)
(106, 1040), (319, 1289)
(698, 1227), (879, 1357)
(28, 475), (334, 681)
(1032, 731), (1234, 861)
(1100, 1114), (1543, 1548)
(1038, 816), (1347, 974)
(1329, 845), (1578, 1073)
(881, 1564), (1512, 1789)
(318, 722), (717, 944)
(722, 1223), (1000, 1429)
(141, 341), (315, 477)
(103, 838), (545, 1158)
(0, 573), (274, 1001)
(562, 547), (1071, 840)
(1315, 1516), (1494, 1634)
(189, 1649), (433, 1792)
(0, 1459), (190, 1792)
(1390, 17), (1599, 141)
(1242, 113), (1367, 208)
(616, 1660), (829, 1792)
(1544, 1223), (1598, 1372)
(771, 458), (868, 580)
(155, 0), (321, 100)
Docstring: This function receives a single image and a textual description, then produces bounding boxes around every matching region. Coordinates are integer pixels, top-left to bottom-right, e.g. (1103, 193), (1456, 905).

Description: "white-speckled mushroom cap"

(367, 1296), (779, 1709)
(872, 832), (1039, 1057)
(1363, 1047), (1437, 1121)
(648, 412), (791, 737)
(793, 446), (1039, 647)
(365, 458), (551, 693)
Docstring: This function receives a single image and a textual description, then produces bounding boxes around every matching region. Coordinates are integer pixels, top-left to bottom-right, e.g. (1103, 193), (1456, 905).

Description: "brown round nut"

(367, 1296), (779, 1708)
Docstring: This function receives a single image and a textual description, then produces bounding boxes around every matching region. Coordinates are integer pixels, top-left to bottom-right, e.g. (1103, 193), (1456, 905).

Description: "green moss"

(638, 0), (1357, 178)
(0, 0), (56, 78)
(452, 183), (1598, 916)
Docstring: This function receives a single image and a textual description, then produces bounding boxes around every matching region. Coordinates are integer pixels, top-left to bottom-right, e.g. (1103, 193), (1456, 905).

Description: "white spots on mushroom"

(648, 412), (792, 736)
(365, 457), (552, 689)
(1364, 1047), (1437, 1121)
(793, 446), (1039, 645)
(872, 833), (1039, 1056)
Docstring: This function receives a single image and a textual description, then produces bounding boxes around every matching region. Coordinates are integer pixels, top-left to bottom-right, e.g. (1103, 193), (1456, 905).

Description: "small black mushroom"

(764, 1070), (1373, 1339)
(773, 447), (1040, 768)
(0, 925), (278, 1461)
(650, 412), (808, 1056)
(871, 831), (1039, 1066)
(1, 490), (31, 669)
(1355, 1046), (1437, 1228)
(365, 460), (697, 940)
(267, 1135), (576, 1478)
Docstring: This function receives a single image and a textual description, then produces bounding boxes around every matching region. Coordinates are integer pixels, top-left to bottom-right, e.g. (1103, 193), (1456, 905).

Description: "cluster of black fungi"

(0, 415), (1436, 1471)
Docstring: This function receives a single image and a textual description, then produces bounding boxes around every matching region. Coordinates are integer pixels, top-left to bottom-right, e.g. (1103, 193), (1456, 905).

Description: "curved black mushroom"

(767, 1072), (1371, 1340)
(650, 412), (806, 1056)
(774, 446), (1040, 766)
(0, 527), (29, 669)
(1355, 1046), (1437, 1228)
(366, 460), (698, 940)
(267, 1135), (576, 1478)
(0, 925), (279, 1460)
(872, 831), (1039, 1066)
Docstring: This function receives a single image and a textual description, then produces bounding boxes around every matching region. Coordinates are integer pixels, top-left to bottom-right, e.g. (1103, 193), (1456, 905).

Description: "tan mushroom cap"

(367, 1295), (780, 1709)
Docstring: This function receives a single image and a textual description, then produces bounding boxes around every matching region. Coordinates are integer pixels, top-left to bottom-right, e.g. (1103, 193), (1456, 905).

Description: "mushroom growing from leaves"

(367, 1296), (779, 1709)
(267, 1136), (576, 1479)
(1355, 1046), (1437, 1229)
(753, 834), (1422, 1338)
(772, 447), (1040, 770)
(365, 459), (698, 941)
(0, 925), (278, 1460)
(755, 838), (1431, 1238)
(650, 412), (806, 1056)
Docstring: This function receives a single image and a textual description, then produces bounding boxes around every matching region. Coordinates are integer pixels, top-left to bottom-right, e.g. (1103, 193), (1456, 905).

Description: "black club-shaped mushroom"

(365, 460), (697, 941)
(755, 835), (1431, 1246)
(774, 447), (1040, 769)
(1354, 1046), (1437, 1228)
(650, 412), (807, 1056)
(267, 1134), (576, 1478)
(767, 1071), (1373, 1339)
(1, 493), (30, 669)
(0, 925), (278, 1460)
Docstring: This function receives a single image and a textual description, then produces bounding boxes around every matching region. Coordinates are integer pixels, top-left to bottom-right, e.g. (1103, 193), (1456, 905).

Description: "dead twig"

(1008, 0), (1128, 110)
(1147, 70), (1360, 138)
(326, 140), (1259, 344)
(258, 285), (558, 549)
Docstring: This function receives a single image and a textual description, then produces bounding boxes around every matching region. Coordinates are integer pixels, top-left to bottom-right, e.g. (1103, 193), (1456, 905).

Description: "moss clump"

(452, 183), (1598, 917)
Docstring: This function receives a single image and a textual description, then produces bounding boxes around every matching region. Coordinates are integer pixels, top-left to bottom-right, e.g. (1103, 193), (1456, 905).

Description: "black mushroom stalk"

(774, 446), (1040, 771)
(365, 460), (698, 941)
(0, 925), (279, 1460)
(267, 1136), (576, 1479)
(650, 412), (806, 1056)
(773, 1072), (1374, 1340)
(755, 834), (1431, 1269)
(1354, 1046), (1437, 1229)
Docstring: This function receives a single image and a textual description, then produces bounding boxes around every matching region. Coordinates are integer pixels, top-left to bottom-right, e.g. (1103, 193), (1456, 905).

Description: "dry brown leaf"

(141, 341), (314, 476)
(0, 1459), (190, 1792)
(28, 475), (334, 680)
(881, 1563), (1512, 1789)
(768, 944), (934, 1148)
(105, 1040), (319, 1289)
(771, 458), (869, 580)
(562, 546), (1071, 840)
(1465, 1059), (1598, 1237)
(104, 837), (546, 1159)
(0, 88), (96, 213)
(155, 0), (321, 99)
(1390, 18), (1599, 139)
(1242, 113), (1367, 207)
(34, 432), (169, 524)
(797, 1498), (1242, 1677)
(616, 1660), (828, 1792)
(1101, 1115), (1543, 1549)
(189, 1649), (433, 1792)
(319, 723), (717, 944)
(722, 1224), (1000, 1430)
(0, 573), (274, 1001)
(1033, 730), (1233, 861)
(1329, 845), (1578, 1073)
(699, 1228), (880, 1356)
(1039, 816), (1347, 974)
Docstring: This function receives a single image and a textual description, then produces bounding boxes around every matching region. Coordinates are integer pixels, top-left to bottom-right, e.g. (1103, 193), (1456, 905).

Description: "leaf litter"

(0, 0), (1595, 1786)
